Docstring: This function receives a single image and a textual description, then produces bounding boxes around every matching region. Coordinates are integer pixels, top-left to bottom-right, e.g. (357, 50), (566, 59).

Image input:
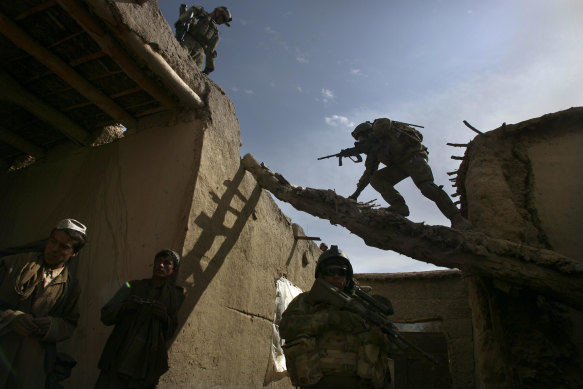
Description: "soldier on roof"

(174, 4), (232, 75)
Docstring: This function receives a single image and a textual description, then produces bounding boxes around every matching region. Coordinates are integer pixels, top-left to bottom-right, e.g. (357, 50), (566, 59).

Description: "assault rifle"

(175, 5), (196, 44)
(307, 278), (439, 365)
(317, 141), (366, 166)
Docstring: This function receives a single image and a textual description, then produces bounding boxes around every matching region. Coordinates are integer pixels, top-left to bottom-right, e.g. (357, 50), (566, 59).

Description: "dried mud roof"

(356, 270), (463, 281)
(451, 107), (583, 214)
(0, 0), (192, 170)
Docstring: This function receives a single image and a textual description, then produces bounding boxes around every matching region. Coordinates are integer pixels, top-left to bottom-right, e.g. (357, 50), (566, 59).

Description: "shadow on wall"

(173, 165), (262, 336)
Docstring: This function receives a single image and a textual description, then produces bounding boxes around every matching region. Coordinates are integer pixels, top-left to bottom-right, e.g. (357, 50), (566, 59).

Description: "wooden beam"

(0, 72), (90, 145)
(241, 153), (583, 311)
(0, 10), (138, 129)
(14, 0), (58, 21)
(0, 126), (46, 158)
(57, 0), (178, 110)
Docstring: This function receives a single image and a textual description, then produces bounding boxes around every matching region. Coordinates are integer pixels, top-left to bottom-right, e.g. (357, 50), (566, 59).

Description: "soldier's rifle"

(391, 121), (424, 129)
(307, 278), (439, 365)
(317, 141), (366, 166)
(175, 5), (196, 44)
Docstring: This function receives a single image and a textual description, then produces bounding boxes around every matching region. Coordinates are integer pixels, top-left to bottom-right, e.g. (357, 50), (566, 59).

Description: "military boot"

(387, 197), (410, 217)
(450, 213), (472, 230)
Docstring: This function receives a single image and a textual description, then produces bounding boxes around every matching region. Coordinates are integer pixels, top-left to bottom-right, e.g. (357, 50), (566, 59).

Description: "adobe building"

(356, 270), (474, 389)
(0, 1), (318, 387)
(1, 1), (582, 388)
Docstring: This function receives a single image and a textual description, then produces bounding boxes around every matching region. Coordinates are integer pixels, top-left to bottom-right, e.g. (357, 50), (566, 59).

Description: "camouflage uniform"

(176, 6), (220, 74)
(351, 118), (469, 227)
(280, 291), (392, 388)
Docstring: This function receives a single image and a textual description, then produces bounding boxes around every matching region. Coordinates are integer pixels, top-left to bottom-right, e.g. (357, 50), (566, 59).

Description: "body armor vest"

(188, 14), (218, 49)
(285, 329), (387, 388)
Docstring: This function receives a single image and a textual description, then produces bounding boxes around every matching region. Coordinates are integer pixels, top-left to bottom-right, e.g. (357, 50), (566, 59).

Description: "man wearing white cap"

(0, 219), (87, 389)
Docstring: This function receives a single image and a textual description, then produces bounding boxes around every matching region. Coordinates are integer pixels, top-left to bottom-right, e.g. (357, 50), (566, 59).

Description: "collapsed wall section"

(462, 107), (583, 387)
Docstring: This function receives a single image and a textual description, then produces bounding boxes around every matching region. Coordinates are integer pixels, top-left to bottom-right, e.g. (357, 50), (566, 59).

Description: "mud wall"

(357, 270), (475, 389)
(0, 82), (314, 389)
(463, 107), (583, 388)
(0, 0), (321, 387)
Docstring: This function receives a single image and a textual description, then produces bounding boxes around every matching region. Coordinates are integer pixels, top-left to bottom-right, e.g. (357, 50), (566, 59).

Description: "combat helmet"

(315, 245), (353, 281)
(351, 121), (373, 140)
(214, 6), (232, 26)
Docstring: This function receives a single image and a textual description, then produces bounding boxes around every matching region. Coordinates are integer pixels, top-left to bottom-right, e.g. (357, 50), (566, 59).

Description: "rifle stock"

(307, 278), (439, 365)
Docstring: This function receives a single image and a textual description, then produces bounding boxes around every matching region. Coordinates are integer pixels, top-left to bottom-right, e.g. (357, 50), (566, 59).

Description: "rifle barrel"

(317, 154), (338, 160)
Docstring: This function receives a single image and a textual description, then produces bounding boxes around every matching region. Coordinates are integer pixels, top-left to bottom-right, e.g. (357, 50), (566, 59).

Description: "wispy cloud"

(264, 26), (279, 35)
(296, 86), (303, 92)
(264, 26), (290, 52)
(320, 88), (335, 103)
(324, 115), (354, 127)
(231, 86), (255, 95)
(264, 26), (309, 65)
(350, 68), (362, 76)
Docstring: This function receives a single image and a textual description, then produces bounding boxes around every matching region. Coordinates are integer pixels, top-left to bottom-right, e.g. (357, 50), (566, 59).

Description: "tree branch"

(242, 153), (583, 310)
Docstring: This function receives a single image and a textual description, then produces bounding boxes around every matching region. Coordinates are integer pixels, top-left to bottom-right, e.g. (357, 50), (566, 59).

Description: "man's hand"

(32, 317), (52, 337)
(123, 295), (142, 312)
(370, 325), (389, 343)
(151, 301), (168, 319)
(202, 68), (213, 75)
(10, 313), (39, 336)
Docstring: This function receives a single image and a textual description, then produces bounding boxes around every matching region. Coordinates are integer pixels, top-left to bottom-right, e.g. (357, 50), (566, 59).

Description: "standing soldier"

(0, 219), (87, 389)
(348, 118), (472, 230)
(174, 4), (232, 75)
(279, 246), (395, 389)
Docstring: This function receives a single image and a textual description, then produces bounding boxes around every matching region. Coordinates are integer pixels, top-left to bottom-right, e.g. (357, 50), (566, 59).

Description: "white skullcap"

(55, 219), (87, 237)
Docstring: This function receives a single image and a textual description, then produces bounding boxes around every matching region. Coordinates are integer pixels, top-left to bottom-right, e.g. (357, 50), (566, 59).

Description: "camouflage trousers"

(370, 153), (460, 219)
(181, 34), (205, 69)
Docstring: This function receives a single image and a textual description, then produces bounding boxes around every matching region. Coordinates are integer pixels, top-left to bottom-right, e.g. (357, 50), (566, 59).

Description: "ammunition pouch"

(283, 336), (323, 386)
(189, 16), (218, 49)
(356, 334), (390, 389)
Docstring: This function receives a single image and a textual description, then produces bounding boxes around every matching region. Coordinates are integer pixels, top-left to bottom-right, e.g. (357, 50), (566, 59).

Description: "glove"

(328, 310), (366, 332)
(202, 68), (213, 75)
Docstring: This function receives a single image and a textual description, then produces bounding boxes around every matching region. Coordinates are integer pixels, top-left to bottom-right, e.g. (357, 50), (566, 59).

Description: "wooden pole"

(0, 10), (138, 129)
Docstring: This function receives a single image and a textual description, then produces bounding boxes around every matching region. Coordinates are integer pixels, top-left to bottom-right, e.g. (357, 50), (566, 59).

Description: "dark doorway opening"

(394, 332), (452, 388)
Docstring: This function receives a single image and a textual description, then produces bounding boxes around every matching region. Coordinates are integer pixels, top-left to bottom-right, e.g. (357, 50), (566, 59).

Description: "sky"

(159, 1), (583, 273)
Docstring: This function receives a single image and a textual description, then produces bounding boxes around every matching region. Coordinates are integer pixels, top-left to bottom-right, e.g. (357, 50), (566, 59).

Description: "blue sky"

(159, 1), (583, 273)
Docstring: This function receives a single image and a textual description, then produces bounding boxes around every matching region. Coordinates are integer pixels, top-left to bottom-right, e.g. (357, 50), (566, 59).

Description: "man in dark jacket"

(94, 249), (184, 389)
